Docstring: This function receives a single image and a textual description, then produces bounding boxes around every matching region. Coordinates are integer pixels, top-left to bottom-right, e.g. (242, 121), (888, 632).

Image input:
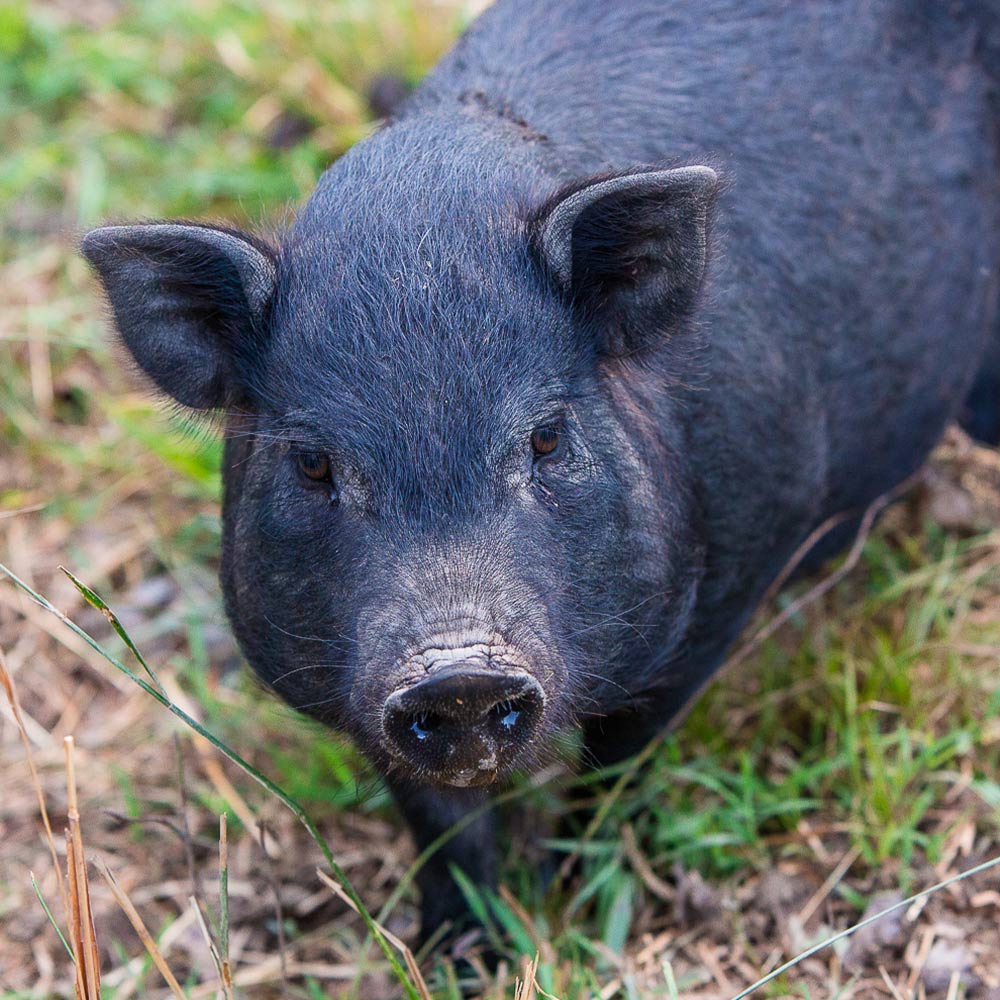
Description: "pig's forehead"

(258, 266), (578, 512)
(263, 220), (575, 402)
(255, 126), (582, 469)
(257, 240), (579, 468)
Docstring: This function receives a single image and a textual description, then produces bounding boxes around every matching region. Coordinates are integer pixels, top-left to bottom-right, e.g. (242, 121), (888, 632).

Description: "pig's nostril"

(382, 669), (545, 781)
(410, 712), (442, 741)
(499, 705), (520, 730)
(491, 697), (527, 732)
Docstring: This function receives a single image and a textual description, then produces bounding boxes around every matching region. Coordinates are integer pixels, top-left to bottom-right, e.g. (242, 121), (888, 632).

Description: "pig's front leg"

(387, 778), (497, 943)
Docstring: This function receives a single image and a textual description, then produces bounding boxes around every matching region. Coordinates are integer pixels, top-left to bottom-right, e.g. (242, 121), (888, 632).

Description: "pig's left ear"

(534, 166), (718, 357)
(81, 223), (277, 410)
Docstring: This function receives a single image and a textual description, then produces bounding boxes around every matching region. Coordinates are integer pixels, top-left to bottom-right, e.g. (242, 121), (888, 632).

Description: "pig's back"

(405, 0), (999, 664)
(414, 0), (999, 531)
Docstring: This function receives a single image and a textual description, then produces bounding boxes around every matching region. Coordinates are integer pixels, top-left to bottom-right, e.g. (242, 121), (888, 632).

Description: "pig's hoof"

(417, 917), (502, 993)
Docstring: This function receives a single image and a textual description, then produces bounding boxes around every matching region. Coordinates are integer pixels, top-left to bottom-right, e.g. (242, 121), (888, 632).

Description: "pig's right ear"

(81, 223), (277, 409)
(533, 166), (718, 358)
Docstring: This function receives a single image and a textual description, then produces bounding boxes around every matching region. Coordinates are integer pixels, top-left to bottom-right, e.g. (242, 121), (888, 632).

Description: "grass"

(2, 1), (1000, 997)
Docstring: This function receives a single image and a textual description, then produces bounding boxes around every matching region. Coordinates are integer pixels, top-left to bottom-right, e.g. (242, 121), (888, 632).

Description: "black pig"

(82, 0), (1000, 940)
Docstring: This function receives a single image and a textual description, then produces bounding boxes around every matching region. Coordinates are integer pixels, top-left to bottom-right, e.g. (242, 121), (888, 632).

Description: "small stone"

(842, 890), (906, 973)
(674, 863), (722, 927)
(919, 939), (980, 995)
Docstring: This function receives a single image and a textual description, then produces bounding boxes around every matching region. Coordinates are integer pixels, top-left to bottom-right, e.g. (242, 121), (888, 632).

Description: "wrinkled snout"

(382, 664), (544, 787)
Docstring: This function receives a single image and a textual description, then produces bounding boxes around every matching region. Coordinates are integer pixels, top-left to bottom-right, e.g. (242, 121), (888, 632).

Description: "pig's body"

(284, 0), (1000, 750)
(84, 0), (1000, 943)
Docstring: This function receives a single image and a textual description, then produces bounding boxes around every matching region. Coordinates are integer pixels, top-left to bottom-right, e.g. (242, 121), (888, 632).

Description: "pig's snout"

(382, 665), (544, 787)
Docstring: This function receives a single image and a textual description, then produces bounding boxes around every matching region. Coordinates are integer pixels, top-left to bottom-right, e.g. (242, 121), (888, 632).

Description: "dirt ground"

(3, 392), (1000, 999)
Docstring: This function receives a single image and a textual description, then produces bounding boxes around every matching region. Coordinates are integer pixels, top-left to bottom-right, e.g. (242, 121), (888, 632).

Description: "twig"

(64, 736), (101, 999)
(174, 733), (206, 904)
(190, 894), (229, 996)
(258, 821), (288, 989)
(621, 824), (673, 902)
(219, 814), (233, 997)
(795, 844), (861, 926)
(513, 954), (541, 1000)
(1, 647), (68, 918)
(97, 860), (188, 1000)
(759, 507), (859, 606)
(315, 868), (434, 1000)
(0, 502), (46, 520)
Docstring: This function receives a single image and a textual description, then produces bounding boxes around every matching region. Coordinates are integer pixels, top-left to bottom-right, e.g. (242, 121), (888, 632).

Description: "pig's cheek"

(344, 661), (397, 741)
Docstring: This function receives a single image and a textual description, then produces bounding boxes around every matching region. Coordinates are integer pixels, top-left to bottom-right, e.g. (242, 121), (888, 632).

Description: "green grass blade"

(60, 566), (166, 696)
(30, 872), (75, 963)
(661, 959), (679, 1000)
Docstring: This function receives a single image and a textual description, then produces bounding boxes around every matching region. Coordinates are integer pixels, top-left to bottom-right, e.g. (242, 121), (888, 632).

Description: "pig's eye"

(296, 452), (332, 484)
(530, 424), (562, 460)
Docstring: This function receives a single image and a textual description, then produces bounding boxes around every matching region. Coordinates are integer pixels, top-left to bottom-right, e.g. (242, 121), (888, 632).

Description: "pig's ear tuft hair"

(533, 166), (719, 357)
(80, 223), (277, 409)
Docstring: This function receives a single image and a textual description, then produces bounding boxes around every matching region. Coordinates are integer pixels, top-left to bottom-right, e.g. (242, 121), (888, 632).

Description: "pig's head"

(82, 121), (716, 788)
